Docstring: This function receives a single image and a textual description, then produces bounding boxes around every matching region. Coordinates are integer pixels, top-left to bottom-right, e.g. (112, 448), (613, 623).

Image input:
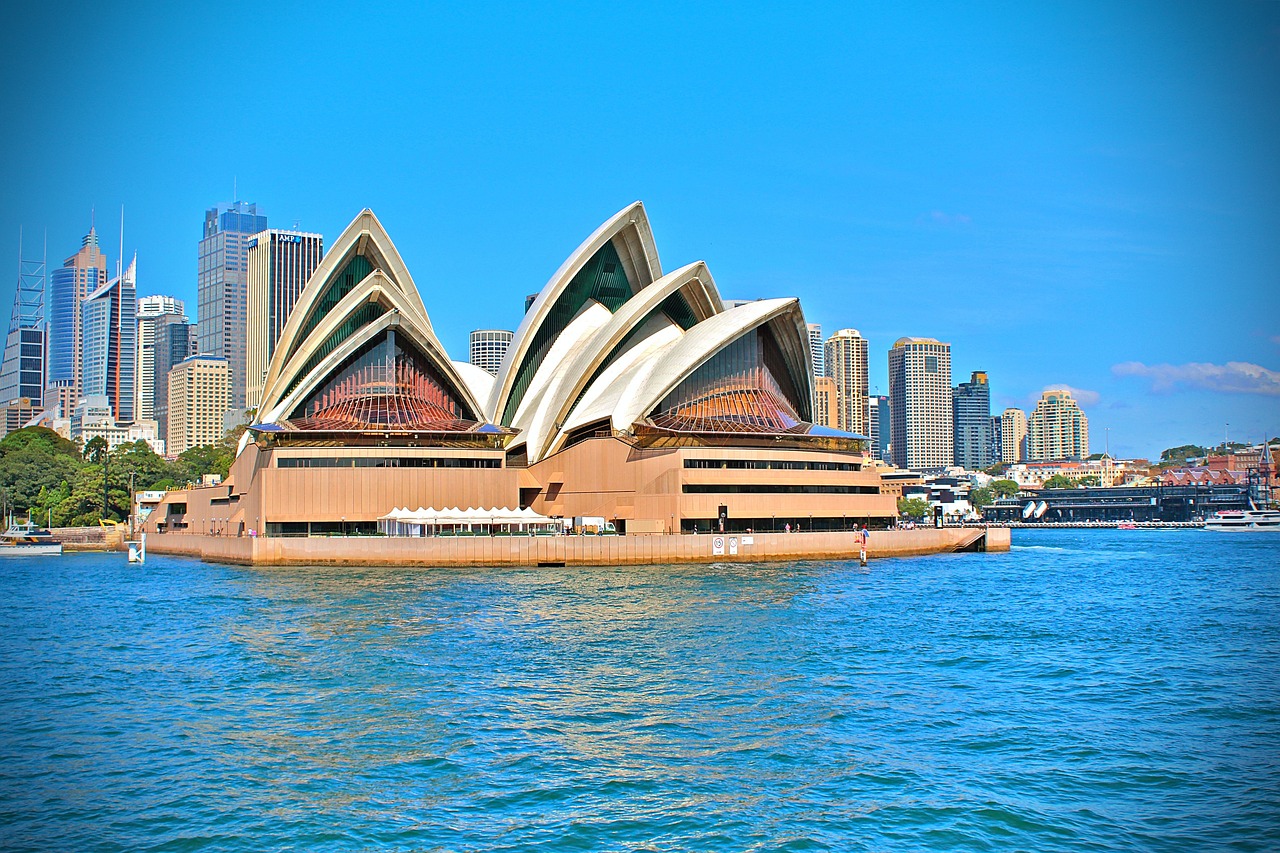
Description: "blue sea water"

(1, 530), (1278, 851)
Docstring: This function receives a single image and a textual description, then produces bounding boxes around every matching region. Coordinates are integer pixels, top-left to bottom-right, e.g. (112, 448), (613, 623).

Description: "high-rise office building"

(47, 225), (109, 416)
(198, 202), (267, 416)
(813, 375), (838, 429)
(0, 233), (47, 407)
(153, 319), (197, 445)
(1000, 407), (1028, 463)
(167, 355), (230, 456)
(469, 329), (514, 377)
(825, 328), (868, 436)
(136, 295), (187, 424)
(888, 337), (952, 470)
(807, 323), (823, 380)
(246, 229), (324, 408)
(952, 370), (992, 470)
(1027, 388), (1090, 461)
(81, 256), (137, 423)
(873, 394), (891, 461)
(989, 415), (1003, 467)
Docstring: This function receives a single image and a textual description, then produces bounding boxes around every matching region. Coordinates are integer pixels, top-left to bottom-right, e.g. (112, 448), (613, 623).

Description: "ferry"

(0, 520), (64, 556)
(1204, 509), (1280, 532)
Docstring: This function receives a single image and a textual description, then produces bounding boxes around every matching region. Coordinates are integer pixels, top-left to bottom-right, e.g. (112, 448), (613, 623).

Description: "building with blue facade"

(81, 256), (137, 423)
(198, 202), (267, 416)
(46, 226), (108, 416)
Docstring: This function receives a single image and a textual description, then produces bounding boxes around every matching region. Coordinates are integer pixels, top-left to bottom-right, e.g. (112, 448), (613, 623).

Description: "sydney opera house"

(146, 203), (896, 538)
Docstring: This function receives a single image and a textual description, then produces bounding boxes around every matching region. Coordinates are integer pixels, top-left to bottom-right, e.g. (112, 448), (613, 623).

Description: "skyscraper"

(1027, 388), (1090, 460)
(469, 329), (514, 376)
(872, 394), (891, 461)
(813, 375), (838, 429)
(888, 337), (952, 470)
(807, 323), (823, 380)
(246, 229), (324, 408)
(167, 355), (231, 456)
(0, 232), (47, 406)
(81, 256), (137, 423)
(989, 415), (1003, 467)
(825, 328), (868, 436)
(152, 318), (197, 445)
(198, 201), (267, 416)
(136, 295), (188, 424)
(952, 370), (992, 470)
(47, 225), (108, 416)
(1000, 407), (1028, 463)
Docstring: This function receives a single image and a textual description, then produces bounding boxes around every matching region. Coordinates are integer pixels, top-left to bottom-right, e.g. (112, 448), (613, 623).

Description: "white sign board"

(741, 536), (753, 545)
(729, 537), (738, 555)
(712, 536), (725, 555)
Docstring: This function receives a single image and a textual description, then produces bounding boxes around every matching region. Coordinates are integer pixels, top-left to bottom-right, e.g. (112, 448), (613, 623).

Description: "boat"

(0, 520), (64, 556)
(1204, 509), (1280, 531)
(1117, 521), (1139, 530)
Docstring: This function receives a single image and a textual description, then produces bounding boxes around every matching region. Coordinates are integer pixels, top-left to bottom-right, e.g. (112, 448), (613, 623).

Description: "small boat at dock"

(1204, 509), (1280, 531)
(0, 520), (64, 556)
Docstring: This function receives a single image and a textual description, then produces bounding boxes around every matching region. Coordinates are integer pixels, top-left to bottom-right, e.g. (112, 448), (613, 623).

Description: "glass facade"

(80, 269), (136, 423)
(197, 203), (267, 411)
(650, 327), (805, 434)
(291, 253), (373, 362)
(289, 329), (476, 431)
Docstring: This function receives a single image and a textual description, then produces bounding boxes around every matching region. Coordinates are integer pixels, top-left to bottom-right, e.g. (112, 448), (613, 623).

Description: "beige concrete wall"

(146, 526), (1009, 567)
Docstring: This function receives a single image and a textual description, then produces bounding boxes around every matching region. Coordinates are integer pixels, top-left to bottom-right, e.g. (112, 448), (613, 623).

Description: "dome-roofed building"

(147, 204), (895, 539)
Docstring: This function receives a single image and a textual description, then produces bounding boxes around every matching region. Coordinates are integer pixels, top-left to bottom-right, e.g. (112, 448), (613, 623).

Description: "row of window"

(684, 459), (861, 472)
(276, 456), (502, 469)
(682, 484), (880, 494)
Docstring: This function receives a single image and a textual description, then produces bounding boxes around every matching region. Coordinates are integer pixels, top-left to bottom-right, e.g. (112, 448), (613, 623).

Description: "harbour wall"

(145, 526), (1010, 567)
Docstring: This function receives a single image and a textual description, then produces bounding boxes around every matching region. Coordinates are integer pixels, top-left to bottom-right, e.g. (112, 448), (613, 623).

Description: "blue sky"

(1, 1), (1276, 459)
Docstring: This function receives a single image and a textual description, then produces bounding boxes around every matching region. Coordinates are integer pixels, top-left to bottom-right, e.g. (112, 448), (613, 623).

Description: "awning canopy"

(379, 506), (559, 526)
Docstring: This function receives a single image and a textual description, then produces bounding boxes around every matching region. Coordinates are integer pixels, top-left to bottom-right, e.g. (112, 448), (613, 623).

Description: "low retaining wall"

(52, 526), (122, 552)
(145, 527), (1009, 567)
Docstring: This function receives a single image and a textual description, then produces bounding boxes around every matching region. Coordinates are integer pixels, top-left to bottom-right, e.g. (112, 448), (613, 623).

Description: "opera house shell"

(148, 204), (896, 538)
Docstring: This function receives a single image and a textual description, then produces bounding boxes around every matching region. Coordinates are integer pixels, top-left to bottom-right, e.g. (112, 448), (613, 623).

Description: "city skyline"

(1, 3), (1276, 458)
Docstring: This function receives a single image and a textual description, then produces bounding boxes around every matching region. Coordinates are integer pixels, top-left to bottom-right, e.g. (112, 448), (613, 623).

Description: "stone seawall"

(145, 527), (1010, 567)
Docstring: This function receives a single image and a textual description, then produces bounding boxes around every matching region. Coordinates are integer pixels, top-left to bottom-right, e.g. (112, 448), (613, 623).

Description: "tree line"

(0, 426), (240, 527)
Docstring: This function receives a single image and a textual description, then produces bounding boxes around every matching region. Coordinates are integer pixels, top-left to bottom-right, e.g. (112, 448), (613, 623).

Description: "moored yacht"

(0, 520), (64, 556)
(1204, 509), (1280, 532)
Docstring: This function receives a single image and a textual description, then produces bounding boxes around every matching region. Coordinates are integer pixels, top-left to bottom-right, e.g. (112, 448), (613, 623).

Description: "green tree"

(0, 427), (84, 518)
(1160, 444), (1207, 464)
(990, 479), (1020, 498)
(898, 497), (931, 519)
(969, 485), (994, 508)
(1043, 474), (1075, 489)
(1076, 475), (1100, 487)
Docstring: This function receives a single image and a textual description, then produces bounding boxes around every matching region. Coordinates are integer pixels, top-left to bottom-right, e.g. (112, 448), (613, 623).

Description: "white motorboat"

(0, 520), (64, 556)
(1204, 509), (1280, 531)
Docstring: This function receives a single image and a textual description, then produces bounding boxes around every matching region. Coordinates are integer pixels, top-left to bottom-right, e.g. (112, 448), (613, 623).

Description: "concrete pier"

(145, 526), (1010, 567)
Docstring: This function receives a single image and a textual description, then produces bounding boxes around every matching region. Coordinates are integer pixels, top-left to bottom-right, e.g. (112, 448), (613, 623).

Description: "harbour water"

(1, 530), (1277, 851)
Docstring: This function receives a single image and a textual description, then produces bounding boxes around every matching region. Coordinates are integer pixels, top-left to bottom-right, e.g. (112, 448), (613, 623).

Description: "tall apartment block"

(806, 323), (823, 381)
(888, 337), (952, 470)
(952, 370), (992, 470)
(1000, 407), (1028, 463)
(81, 256), (136, 423)
(825, 328), (868, 436)
(866, 394), (890, 460)
(469, 329), (514, 377)
(1027, 388), (1090, 461)
(813, 375), (838, 429)
(136, 295), (187, 424)
(198, 202), (266, 416)
(0, 234), (47, 407)
(246, 229), (324, 408)
(47, 225), (108, 416)
(167, 355), (231, 456)
(989, 415), (1003, 467)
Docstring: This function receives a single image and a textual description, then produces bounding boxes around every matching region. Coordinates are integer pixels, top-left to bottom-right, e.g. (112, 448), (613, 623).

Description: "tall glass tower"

(47, 226), (108, 416)
(952, 370), (992, 470)
(198, 201), (266, 415)
(81, 256), (137, 423)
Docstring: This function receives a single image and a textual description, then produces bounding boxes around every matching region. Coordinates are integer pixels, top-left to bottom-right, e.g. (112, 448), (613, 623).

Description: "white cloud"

(1112, 361), (1280, 396)
(1037, 384), (1100, 406)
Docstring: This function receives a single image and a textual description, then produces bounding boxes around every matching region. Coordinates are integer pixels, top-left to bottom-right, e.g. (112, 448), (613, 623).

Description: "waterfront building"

(136, 295), (187, 424)
(166, 355), (230, 456)
(1001, 407), (1028, 463)
(47, 225), (109, 417)
(197, 202), (267, 417)
(246, 229), (324, 409)
(807, 323), (823, 381)
(953, 370), (991, 471)
(825, 328), (869, 437)
(81, 256), (136, 423)
(1027, 388), (1089, 461)
(888, 337), (952, 470)
(469, 329), (514, 376)
(146, 204), (895, 538)
(813, 375), (838, 429)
